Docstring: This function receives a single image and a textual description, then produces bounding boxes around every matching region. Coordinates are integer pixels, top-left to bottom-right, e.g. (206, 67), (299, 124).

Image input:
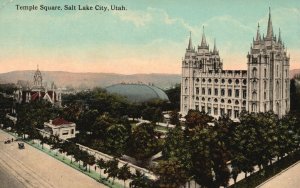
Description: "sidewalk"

(257, 161), (300, 188)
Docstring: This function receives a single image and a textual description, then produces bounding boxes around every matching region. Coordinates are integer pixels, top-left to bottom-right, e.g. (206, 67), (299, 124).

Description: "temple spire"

(187, 31), (193, 50)
(201, 26), (208, 47)
(266, 7), (273, 39)
(213, 38), (217, 53)
(278, 28), (282, 44)
(256, 23), (261, 41)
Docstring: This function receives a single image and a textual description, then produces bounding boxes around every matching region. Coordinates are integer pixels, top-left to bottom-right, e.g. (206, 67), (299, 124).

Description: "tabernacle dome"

(105, 83), (169, 103)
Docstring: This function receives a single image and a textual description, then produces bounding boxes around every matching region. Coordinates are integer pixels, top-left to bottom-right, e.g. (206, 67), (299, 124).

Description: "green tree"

(97, 158), (107, 180)
(105, 124), (129, 156)
(169, 110), (180, 126)
(153, 158), (189, 188)
(104, 158), (119, 184)
(130, 170), (158, 188)
(164, 84), (181, 111)
(185, 110), (213, 130)
(117, 163), (132, 188)
(128, 123), (160, 166)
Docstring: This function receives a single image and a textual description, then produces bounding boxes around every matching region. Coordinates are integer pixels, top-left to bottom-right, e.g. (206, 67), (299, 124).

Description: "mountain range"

(0, 70), (181, 89)
(0, 69), (299, 90)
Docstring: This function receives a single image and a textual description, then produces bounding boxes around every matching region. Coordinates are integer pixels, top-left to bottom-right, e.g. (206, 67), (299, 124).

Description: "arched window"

(228, 99), (232, 104)
(221, 89), (225, 96)
(235, 100), (239, 105)
(276, 81), (280, 99)
(264, 81), (267, 89)
(242, 101), (246, 106)
(252, 80), (257, 90)
(264, 103), (267, 112)
(264, 92), (266, 100)
(264, 68), (267, 77)
(221, 99), (225, 103)
(214, 98), (218, 103)
(252, 91), (257, 100)
(276, 102), (280, 114)
(185, 78), (188, 85)
(252, 103), (257, 112)
(252, 67), (257, 78)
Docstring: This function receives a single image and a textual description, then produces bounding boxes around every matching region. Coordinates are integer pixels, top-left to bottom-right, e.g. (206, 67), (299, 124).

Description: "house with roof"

(44, 118), (76, 139)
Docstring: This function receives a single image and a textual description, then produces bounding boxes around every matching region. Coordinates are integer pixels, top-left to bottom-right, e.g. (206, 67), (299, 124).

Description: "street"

(0, 129), (107, 188)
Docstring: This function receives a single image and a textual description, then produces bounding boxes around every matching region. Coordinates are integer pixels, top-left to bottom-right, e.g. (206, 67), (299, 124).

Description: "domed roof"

(106, 83), (169, 103)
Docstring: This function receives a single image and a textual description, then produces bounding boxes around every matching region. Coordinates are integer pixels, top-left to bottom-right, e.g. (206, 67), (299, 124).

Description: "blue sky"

(0, 0), (299, 74)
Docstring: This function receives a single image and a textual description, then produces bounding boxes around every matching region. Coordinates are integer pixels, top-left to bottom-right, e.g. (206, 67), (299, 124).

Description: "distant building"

(44, 118), (76, 139)
(106, 83), (169, 103)
(14, 66), (62, 107)
(180, 9), (290, 120)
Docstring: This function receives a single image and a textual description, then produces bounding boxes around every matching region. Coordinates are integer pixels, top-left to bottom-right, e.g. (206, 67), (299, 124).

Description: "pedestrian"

(11, 138), (14, 142)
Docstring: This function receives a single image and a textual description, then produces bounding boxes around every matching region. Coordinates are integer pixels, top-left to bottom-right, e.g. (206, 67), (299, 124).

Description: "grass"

(2, 129), (123, 188)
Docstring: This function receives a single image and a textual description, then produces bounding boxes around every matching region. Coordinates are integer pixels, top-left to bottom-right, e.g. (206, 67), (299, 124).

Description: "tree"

(153, 158), (189, 188)
(105, 124), (129, 156)
(104, 158), (119, 184)
(185, 110), (213, 130)
(77, 109), (99, 134)
(65, 142), (80, 164)
(128, 123), (160, 166)
(40, 135), (48, 149)
(117, 163), (132, 188)
(127, 104), (142, 120)
(169, 111), (180, 126)
(86, 153), (96, 172)
(130, 170), (158, 188)
(48, 135), (61, 156)
(97, 158), (107, 180)
(189, 127), (214, 187)
(164, 84), (181, 111)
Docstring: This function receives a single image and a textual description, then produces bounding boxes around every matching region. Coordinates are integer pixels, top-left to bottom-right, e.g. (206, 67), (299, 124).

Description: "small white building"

(44, 118), (76, 140)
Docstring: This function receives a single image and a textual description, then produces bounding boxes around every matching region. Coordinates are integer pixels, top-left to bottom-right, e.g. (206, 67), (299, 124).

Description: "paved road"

(0, 130), (107, 188)
(0, 164), (24, 188)
(258, 161), (300, 188)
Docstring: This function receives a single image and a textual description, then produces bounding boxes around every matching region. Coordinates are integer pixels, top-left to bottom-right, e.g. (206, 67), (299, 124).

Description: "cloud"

(112, 9), (153, 27)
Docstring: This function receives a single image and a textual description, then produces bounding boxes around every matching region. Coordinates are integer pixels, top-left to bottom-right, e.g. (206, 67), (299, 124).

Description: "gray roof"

(106, 84), (169, 103)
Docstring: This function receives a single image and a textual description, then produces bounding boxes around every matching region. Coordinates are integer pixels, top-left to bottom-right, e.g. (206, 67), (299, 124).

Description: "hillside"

(290, 69), (300, 79)
(0, 71), (181, 89)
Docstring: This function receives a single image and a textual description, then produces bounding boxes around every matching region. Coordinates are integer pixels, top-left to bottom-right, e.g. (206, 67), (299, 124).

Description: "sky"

(0, 0), (299, 74)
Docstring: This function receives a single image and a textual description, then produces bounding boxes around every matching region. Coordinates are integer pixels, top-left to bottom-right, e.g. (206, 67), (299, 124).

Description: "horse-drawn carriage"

(18, 142), (25, 149)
